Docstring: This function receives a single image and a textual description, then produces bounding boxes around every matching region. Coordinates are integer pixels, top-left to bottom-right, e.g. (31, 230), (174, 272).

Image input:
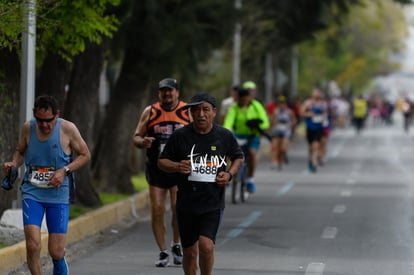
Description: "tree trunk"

(36, 53), (72, 105)
(93, 49), (153, 193)
(63, 43), (104, 207)
(0, 49), (21, 216)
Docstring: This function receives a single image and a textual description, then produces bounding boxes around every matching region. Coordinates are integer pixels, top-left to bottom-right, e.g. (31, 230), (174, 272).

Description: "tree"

(297, 0), (409, 96)
(93, 0), (237, 193)
(0, 0), (120, 213)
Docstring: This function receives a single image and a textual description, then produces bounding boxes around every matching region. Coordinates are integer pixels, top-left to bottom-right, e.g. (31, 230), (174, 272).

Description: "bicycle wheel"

(239, 165), (248, 203)
(231, 173), (239, 204)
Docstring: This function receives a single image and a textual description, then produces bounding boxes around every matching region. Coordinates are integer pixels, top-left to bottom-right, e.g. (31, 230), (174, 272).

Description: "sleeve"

(223, 105), (237, 131)
(255, 100), (270, 131)
(226, 130), (244, 161)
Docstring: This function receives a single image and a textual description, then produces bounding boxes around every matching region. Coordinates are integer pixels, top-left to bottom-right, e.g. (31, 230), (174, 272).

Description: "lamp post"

(16, 0), (36, 208)
(232, 0), (242, 85)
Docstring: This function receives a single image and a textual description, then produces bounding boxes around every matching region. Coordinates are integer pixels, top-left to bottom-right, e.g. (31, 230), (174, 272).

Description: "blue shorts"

(234, 134), (260, 151)
(22, 199), (69, 234)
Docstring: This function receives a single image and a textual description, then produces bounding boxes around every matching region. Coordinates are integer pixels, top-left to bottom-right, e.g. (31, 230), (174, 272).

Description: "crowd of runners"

(220, 83), (414, 174)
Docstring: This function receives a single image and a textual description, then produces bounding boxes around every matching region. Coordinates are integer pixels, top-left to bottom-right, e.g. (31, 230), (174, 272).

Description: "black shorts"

(306, 128), (323, 144)
(146, 164), (178, 189)
(177, 208), (223, 248)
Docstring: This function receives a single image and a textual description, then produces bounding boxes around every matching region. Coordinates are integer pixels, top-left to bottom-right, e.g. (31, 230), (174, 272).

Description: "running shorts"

(22, 199), (69, 233)
(177, 208), (223, 248)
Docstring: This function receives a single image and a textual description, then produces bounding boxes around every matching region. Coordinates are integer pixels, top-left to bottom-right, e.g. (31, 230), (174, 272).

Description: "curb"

(0, 190), (150, 274)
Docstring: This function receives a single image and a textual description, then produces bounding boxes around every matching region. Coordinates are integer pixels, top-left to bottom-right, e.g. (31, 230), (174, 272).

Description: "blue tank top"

(305, 103), (324, 130)
(22, 118), (71, 204)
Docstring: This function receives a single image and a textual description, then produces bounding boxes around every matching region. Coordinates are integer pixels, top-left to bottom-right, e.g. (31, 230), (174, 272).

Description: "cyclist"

(270, 95), (296, 170)
(223, 81), (270, 193)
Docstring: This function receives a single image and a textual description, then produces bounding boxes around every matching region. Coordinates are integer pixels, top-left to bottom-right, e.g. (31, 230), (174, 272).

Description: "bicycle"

(230, 120), (272, 204)
(231, 139), (250, 204)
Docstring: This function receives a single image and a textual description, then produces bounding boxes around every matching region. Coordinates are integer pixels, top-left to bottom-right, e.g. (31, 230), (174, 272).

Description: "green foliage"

(99, 193), (130, 205)
(131, 174), (148, 192)
(68, 174), (147, 220)
(0, 1), (25, 50)
(0, 0), (120, 62)
(109, 0), (237, 91)
(37, 0), (120, 62)
(69, 205), (94, 220)
(297, 0), (408, 96)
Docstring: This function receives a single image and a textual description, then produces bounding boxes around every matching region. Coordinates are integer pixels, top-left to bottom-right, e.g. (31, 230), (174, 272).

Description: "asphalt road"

(29, 114), (414, 275)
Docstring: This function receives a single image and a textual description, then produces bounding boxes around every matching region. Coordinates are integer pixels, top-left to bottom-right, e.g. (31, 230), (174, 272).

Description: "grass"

(68, 174), (148, 220)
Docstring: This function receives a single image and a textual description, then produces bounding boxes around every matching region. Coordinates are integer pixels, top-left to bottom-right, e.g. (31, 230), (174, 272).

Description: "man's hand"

(246, 119), (263, 129)
(141, 137), (156, 148)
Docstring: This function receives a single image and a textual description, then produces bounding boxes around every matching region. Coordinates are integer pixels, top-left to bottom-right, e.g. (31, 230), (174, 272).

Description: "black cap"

(158, 78), (178, 90)
(184, 92), (216, 108)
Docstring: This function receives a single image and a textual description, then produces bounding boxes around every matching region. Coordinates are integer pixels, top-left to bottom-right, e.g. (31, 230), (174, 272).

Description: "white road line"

(332, 204), (346, 214)
(321, 226), (338, 239)
(225, 211), (262, 238)
(217, 211), (262, 248)
(276, 182), (295, 197)
(340, 190), (352, 197)
(305, 262), (325, 275)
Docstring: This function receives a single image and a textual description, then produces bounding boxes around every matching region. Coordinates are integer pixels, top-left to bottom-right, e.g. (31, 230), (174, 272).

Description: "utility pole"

(264, 52), (273, 104)
(16, 0), (36, 208)
(232, 0), (242, 85)
(290, 45), (298, 99)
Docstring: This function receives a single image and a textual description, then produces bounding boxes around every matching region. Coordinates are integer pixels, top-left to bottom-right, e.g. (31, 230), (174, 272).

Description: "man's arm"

(255, 100), (270, 130)
(301, 100), (312, 118)
(223, 105), (236, 131)
(65, 121), (91, 172)
(2, 122), (29, 175)
(133, 106), (155, 149)
(158, 158), (191, 174)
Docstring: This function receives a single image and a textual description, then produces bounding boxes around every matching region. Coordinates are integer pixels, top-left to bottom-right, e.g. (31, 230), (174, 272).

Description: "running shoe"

(52, 257), (68, 275)
(308, 161), (317, 173)
(246, 181), (256, 193)
(155, 251), (169, 267)
(171, 244), (183, 265)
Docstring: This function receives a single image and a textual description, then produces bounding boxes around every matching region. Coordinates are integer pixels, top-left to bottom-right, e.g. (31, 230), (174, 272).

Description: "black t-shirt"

(159, 123), (244, 214)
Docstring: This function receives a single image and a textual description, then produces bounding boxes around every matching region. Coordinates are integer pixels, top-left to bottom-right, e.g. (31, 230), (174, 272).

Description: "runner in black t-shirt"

(158, 92), (244, 275)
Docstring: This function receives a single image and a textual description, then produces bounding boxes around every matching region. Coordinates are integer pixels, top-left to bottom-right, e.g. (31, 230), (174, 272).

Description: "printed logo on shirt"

(188, 144), (227, 183)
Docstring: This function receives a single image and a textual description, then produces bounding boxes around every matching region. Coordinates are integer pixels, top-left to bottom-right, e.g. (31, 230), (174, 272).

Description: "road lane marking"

(217, 211), (262, 248)
(332, 204), (346, 214)
(321, 226), (338, 239)
(276, 182), (295, 197)
(340, 190), (352, 197)
(329, 135), (347, 159)
(226, 211), (262, 239)
(305, 262), (325, 275)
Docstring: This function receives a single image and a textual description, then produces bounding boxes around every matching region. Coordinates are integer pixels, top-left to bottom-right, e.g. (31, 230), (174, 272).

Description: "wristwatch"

(64, 165), (71, 176)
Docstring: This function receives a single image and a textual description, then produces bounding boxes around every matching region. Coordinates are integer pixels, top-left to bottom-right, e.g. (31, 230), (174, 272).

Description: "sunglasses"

(35, 115), (55, 123)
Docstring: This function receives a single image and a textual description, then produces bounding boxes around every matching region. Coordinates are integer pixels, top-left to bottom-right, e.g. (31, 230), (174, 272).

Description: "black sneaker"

(155, 251), (169, 267)
(171, 244), (183, 265)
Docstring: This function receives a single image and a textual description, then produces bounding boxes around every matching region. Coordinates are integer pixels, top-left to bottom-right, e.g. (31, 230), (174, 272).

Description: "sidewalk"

(0, 190), (150, 274)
